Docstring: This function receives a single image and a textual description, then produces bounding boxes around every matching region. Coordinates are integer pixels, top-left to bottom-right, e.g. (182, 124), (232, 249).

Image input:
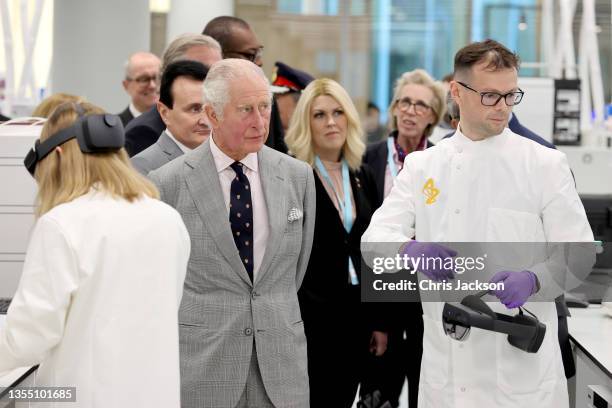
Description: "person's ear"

(55, 146), (63, 155)
(122, 79), (130, 92)
(157, 101), (171, 127)
(450, 80), (461, 102)
(205, 105), (220, 128)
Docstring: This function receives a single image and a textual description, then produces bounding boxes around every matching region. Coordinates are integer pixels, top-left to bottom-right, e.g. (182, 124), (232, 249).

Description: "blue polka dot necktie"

(229, 161), (254, 281)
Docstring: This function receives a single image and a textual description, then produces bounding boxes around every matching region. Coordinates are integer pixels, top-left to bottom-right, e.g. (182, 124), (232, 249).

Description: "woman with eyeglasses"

(360, 69), (445, 408)
(0, 102), (190, 407)
(285, 78), (388, 408)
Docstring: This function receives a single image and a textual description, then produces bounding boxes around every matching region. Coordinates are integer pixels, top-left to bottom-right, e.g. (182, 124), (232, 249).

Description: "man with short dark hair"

(131, 60), (208, 175)
(124, 34), (222, 157)
(362, 39), (593, 407)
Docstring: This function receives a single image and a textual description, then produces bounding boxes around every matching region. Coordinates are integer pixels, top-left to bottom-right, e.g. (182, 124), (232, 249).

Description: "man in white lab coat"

(362, 39), (594, 407)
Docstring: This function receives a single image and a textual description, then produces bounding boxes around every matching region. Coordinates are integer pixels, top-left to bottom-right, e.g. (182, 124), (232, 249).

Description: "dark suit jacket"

(508, 113), (556, 149)
(364, 132), (434, 202)
(124, 106), (165, 157)
(118, 106), (134, 127)
(298, 164), (385, 406)
(267, 98), (288, 154)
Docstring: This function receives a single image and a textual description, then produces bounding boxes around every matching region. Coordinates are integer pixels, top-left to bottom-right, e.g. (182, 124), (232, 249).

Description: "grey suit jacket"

(149, 139), (315, 408)
(131, 131), (183, 175)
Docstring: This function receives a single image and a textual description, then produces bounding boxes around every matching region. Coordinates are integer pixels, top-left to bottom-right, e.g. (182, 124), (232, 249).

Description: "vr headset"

(442, 290), (546, 353)
(24, 104), (125, 176)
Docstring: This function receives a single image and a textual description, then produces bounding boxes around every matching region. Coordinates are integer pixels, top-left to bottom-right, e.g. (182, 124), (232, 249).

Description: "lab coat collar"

(451, 124), (510, 151)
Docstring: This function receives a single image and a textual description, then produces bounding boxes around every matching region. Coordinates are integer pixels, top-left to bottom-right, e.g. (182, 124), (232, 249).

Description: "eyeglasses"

(396, 97), (432, 115)
(225, 47), (264, 63)
(126, 74), (160, 85)
(456, 81), (524, 106)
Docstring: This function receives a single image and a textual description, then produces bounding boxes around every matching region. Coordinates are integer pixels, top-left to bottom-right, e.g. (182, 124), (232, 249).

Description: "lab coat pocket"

(495, 336), (549, 395)
(420, 314), (449, 389)
(486, 207), (545, 242)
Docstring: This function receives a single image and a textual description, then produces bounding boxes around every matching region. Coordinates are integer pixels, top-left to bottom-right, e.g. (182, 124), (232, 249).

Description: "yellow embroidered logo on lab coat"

(423, 178), (439, 204)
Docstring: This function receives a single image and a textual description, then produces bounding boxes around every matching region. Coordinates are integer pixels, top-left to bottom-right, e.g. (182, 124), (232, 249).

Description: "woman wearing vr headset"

(0, 102), (190, 407)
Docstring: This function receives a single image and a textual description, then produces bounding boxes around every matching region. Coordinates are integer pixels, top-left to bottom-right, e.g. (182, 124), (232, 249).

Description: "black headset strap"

(34, 103), (86, 161)
(520, 306), (538, 319)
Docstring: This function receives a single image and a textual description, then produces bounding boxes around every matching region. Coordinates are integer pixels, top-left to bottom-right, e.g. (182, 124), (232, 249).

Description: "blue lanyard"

(315, 156), (353, 233)
(314, 156), (358, 285)
(387, 137), (398, 179)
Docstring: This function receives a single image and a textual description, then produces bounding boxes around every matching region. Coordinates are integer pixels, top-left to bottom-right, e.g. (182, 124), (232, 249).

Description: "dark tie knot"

(230, 161), (245, 175)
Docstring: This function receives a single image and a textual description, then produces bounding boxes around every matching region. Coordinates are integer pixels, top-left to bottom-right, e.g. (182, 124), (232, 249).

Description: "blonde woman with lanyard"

(361, 69), (445, 408)
(0, 102), (190, 407)
(285, 78), (388, 407)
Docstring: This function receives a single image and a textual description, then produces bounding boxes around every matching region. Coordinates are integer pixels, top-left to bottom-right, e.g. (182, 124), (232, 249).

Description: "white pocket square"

(287, 208), (303, 223)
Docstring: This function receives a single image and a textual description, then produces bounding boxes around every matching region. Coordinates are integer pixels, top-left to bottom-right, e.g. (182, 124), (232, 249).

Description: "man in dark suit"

(124, 34), (222, 157)
(131, 61), (209, 175)
(203, 16), (288, 154)
(118, 52), (161, 127)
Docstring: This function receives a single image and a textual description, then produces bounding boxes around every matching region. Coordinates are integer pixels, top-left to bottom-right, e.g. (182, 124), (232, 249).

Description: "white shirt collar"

(128, 103), (143, 118)
(164, 128), (192, 154)
(209, 132), (259, 174)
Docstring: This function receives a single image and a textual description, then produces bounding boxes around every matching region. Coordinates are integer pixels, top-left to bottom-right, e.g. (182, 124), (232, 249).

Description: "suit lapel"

(158, 131), (184, 162)
(254, 147), (287, 286)
(184, 140), (253, 286)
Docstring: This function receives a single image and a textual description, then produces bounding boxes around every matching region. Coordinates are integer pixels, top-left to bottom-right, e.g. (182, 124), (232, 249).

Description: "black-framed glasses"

(457, 81), (524, 106)
(126, 74), (160, 85)
(225, 47), (264, 63)
(396, 97), (432, 115)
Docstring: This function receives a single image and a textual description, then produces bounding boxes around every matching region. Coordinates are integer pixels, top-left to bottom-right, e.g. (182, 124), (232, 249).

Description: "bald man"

(119, 51), (161, 126)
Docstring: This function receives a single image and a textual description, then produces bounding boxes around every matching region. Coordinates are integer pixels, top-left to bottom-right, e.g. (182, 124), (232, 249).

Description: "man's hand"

(369, 331), (388, 356)
(489, 270), (538, 309)
(400, 240), (457, 281)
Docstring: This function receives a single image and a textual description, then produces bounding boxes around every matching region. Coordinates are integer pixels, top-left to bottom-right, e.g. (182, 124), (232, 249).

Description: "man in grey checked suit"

(149, 59), (315, 408)
(132, 60), (214, 175)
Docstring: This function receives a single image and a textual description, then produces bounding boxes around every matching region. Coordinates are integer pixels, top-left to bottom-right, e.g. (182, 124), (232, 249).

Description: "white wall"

(166, 0), (233, 43)
(51, 0), (150, 113)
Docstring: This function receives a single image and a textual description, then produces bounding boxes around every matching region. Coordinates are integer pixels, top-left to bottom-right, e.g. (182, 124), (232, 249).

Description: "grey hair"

(387, 69), (446, 137)
(161, 33), (221, 74)
(123, 51), (160, 79)
(446, 91), (460, 120)
(202, 59), (271, 121)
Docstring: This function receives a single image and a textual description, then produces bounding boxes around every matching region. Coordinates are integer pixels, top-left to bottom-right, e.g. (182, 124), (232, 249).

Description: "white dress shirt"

(128, 102), (143, 119)
(165, 128), (192, 154)
(209, 134), (269, 279)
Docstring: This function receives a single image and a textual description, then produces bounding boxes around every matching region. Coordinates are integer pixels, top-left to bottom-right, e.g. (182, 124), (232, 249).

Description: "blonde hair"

(285, 78), (365, 170)
(388, 69), (446, 137)
(32, 93), (84, 118)
(35, 102), (159, 216)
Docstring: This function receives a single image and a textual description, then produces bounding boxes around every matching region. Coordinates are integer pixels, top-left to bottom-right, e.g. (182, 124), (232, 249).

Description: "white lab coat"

(0, 189), (190, 407)
(362, 128), (594, 408)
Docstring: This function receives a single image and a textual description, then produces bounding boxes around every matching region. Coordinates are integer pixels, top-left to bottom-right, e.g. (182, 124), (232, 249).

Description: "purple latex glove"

(489, 270), (538, 309)
(400, 241), (458, 282)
